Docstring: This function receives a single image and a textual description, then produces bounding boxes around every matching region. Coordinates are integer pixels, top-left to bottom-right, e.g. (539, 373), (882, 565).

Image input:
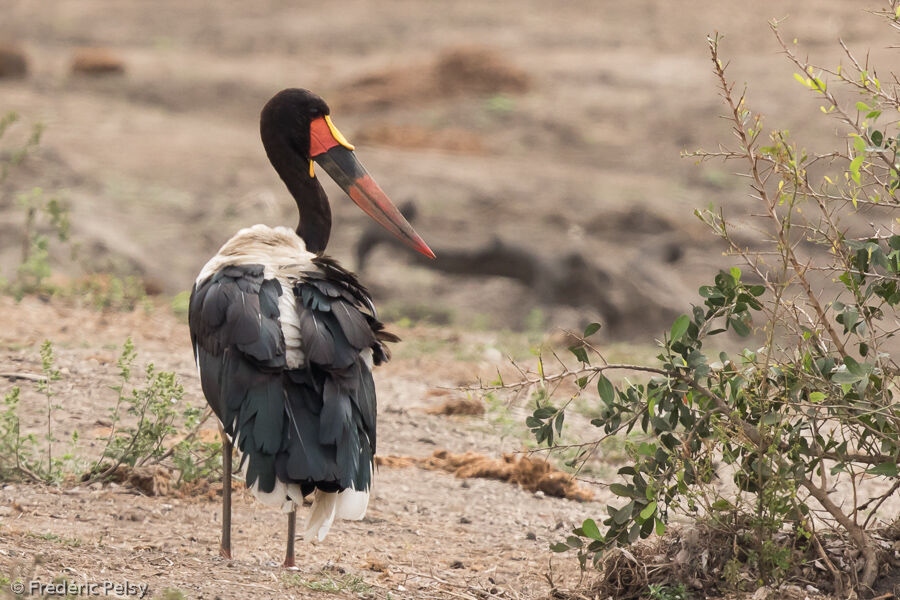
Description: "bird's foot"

(219, 547), (232, 560)
(282, 557), (297, 569)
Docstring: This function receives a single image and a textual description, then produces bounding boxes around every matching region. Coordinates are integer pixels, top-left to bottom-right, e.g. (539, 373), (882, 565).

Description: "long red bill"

(311, 124), (434, 258)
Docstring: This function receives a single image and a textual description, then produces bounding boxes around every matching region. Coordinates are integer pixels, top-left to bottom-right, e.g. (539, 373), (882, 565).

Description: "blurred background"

(0, 0), (893, 340)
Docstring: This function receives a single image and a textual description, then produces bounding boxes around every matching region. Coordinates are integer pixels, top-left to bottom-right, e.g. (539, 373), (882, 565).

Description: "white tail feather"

(304, 490), (339, 542)
(335, 488), (369, 520)
(304, 488), (370, 541)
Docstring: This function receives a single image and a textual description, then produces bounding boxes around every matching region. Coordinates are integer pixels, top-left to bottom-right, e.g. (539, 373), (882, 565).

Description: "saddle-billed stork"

(188, 89), (433, 567)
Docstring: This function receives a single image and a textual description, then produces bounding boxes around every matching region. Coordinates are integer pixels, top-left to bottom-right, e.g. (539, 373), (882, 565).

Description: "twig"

(802, 477), (878, 590)
(0, 372), (46, 382)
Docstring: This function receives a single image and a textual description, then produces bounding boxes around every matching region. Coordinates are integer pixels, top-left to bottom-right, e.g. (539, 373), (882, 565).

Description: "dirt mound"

(354, 124), (485, 154)
(71, 47), (126, 76)
(336, 45), (529, 112)
(425, 397), (485, 416)
(108, 465), (171, 496)
(434, 46), (531, 95)
(376, 449), (593, 501)
(0, 42), (27, 78)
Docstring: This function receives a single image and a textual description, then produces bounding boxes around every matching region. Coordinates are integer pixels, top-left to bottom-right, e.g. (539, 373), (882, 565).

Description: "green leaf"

(583, 322), (601, 338)
(609, 483), (634, 498)
(855, 101), (871, 112)
(655, 518), (666, 536)
(866, 462), (899, 477)
(639, 501), (657, 520)
(597, 375), (615, 405)
(730, 316), (751, 337)
(533, 406), (557, 419)
(808, 392), (826, 403)
(670, 314), (690, 343)
(550, 543), (569, 552)
(613, 502), (634, 524)
(843, 356), (864, 376)
(711, 499), (733, 511)
(568, 345), (589, 364)
(831, 368), (863, 385)
(871, 130), (884, 146)
(850, 155), (864, 184)
(581, 518), (603, 540)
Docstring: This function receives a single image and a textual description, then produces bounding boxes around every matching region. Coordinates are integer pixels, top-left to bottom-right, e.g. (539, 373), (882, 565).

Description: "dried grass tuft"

(425, 397), (485, 416)
(377, 449), (593, 501)
(71, 47), (125, 76)
(108, 465), (171, 496)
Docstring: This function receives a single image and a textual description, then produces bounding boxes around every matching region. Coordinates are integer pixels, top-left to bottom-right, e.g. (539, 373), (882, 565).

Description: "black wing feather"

(189, 256), (393, 497)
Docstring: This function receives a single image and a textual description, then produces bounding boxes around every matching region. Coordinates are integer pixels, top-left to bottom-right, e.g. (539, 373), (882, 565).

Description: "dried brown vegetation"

(377, 449), (593, 501)
(70, 47), (125, 76)
(425, 397), (485, 416)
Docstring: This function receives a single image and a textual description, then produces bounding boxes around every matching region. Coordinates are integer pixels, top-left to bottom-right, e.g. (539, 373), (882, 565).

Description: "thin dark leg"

(220, 427), (232, 560)
(283, 507), (297, 568)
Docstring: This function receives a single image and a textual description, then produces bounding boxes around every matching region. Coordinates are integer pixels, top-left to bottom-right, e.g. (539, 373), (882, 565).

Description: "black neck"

(260, 127), (332, 254)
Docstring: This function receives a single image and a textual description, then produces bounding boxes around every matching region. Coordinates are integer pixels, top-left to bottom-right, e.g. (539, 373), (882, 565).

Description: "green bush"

(487, 8), (900, 595)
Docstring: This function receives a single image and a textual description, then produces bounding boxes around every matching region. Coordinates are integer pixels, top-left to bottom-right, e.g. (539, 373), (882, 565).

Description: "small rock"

(450, 560), (464, 569)
(525, 531), (536, 540)
(0, 42), (27, 78)
(459, 516), (471, 524)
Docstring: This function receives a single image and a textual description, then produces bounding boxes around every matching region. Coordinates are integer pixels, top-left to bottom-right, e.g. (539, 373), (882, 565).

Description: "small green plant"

(2, 338), (216, 488)
(4, 186), (71, 300)
(89, 337), (185, 478)
(26, 532), (82, 547)
(159, 589), (188, 600)
(283, 572), (373, 596)
(0, 386), (40, 481)
(37, 340), (61, 476)
(62, 274), (148, 312)
(0, 343), (81, 483)
(170, 405), (222, 484)
(0, 110), (43, 183)
(648, 583), (690, 600)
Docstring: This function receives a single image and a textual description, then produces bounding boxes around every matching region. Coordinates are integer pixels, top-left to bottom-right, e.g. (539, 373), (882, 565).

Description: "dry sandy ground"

(0, 296), (612, 600)
(2, 2), (900, 598)
(0, 296), (897, 600)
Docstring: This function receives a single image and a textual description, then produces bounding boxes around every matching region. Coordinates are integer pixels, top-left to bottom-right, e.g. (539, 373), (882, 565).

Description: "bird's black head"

(260, 88), (331, 161)
(259, 88), (434, 259)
